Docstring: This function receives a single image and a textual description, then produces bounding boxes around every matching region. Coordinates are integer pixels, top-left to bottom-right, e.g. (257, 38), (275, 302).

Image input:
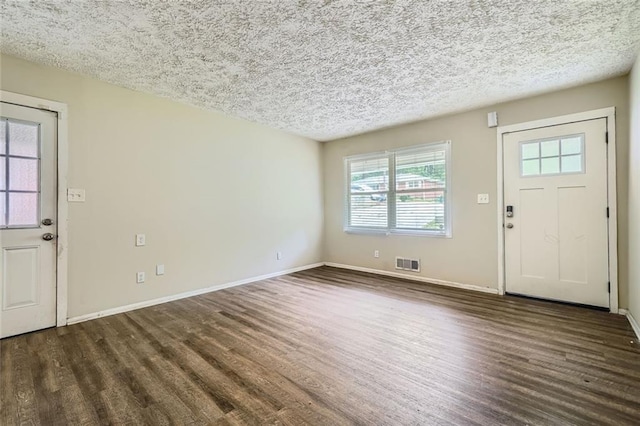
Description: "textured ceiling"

(1, 1), (639, 141)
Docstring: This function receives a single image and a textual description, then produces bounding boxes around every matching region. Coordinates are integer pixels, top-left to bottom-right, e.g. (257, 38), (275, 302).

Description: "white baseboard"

(323, 262), (499, 295)
(620, 309), (640, 340)
(66, 258), (637, 339)
(66, 262), (324, 325)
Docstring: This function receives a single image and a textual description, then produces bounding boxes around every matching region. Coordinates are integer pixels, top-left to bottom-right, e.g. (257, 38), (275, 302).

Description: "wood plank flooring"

(2, 266), (640, 425)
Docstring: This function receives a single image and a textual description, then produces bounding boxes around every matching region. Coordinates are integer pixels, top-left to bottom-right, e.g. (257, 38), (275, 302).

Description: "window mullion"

(388, 152), (396, 230)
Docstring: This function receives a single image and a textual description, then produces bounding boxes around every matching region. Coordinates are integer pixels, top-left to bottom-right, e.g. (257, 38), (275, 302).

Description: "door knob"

(42, 218), (54, 226)
(42, 233), (56, 241)
(506, 223), (514, 229)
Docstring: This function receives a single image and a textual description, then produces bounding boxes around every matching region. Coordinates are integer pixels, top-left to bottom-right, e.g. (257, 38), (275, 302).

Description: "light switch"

(156, 264), (165, 275)
(136, 272), (145, 283)
(477, 194), (490, 204)
(136, 234), (146, 246)
(67, 188), (86, 202)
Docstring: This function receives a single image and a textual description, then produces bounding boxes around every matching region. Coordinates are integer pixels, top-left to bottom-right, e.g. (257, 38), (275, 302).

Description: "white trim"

(626, 310), (640, 340)
(0, 90), (70, 327)
(619, 309), (640, 340)
(605, 112), (619, 313)
(497, 107), (615, 134)
(496, 117), (505, 296)
(324, 262), (499, 294)
(66, 262), (324, 325)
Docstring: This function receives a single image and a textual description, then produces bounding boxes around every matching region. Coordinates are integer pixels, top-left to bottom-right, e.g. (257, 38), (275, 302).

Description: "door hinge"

(608, 281), (611, 293)
(606, 207), (609, 218)
(605, 131), (609, 144)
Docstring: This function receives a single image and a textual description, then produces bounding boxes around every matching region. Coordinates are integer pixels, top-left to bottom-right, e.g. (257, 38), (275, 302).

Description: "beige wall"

(628, 56), (640, 320)
(0, 54), (324, 318)
(1, 52), (632, 318)
(323, 77), (630, 307)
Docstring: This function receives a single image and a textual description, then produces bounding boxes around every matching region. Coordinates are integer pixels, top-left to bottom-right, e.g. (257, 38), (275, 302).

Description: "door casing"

(496, 107), (618, 313)
(0, 90), (69, 329)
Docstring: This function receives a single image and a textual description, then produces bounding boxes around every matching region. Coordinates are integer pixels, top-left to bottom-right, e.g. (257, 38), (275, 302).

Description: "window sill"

(344, 227), (451, 238)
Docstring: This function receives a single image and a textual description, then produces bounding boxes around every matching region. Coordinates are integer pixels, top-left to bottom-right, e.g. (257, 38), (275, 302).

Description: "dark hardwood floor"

(2, 266), (639, 425)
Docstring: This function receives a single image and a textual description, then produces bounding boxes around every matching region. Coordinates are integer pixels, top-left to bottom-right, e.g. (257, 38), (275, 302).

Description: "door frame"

(496, 107), (618, 313)
(0, 90), (69, 327)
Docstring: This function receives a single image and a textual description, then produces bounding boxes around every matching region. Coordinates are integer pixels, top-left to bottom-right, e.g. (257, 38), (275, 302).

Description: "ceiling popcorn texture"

(1, 1), (639, 141)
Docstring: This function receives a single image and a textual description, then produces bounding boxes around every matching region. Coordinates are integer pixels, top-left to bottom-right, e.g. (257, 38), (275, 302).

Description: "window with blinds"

(345, 141), (451, 236)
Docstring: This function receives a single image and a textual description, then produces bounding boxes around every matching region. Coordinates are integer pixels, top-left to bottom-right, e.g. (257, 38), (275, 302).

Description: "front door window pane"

(8, 193), (38, 226)
(521, 142), (539, 159)
(522, 159), (540, 176)
(541, 157), (560, 174)
(9, 121), (39, 157)
(561, 137), (582, 155)
(9, 158), (38, 191)
(561, 155), (583, 173)
(541, 140), (559, 157)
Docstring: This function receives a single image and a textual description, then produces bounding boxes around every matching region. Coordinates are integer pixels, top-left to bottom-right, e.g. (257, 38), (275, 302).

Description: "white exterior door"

(1, 102), (57, 338)
(503, 118), (609, 308)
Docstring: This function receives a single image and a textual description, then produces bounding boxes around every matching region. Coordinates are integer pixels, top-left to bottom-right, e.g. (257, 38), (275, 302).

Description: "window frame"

(344, 140), (452, 237)
(0, 117), (42, 229)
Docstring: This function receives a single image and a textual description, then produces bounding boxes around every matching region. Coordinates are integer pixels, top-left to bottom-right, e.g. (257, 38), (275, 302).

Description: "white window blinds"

(345, 141), (451, 236)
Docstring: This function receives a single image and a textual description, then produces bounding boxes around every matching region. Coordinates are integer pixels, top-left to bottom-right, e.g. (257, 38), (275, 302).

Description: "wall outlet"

(67, 188), (86, 202)
(374, 250), (380, 258)
(477, 194), (490, 204)
(156, 264), (165, 275)
(136, 234), (146, 246)
(136, 272), (145, 283)
(276, 251), (282, 260)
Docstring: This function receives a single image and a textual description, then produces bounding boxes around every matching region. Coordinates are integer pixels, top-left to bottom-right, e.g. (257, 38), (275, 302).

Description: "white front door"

(503, 118), (609, 308)
(0, 102), (58, 338)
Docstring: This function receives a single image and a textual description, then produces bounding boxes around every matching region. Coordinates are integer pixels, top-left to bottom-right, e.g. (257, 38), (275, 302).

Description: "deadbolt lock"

(506, 205), (514, 218)
(42, 218), (54, 226)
